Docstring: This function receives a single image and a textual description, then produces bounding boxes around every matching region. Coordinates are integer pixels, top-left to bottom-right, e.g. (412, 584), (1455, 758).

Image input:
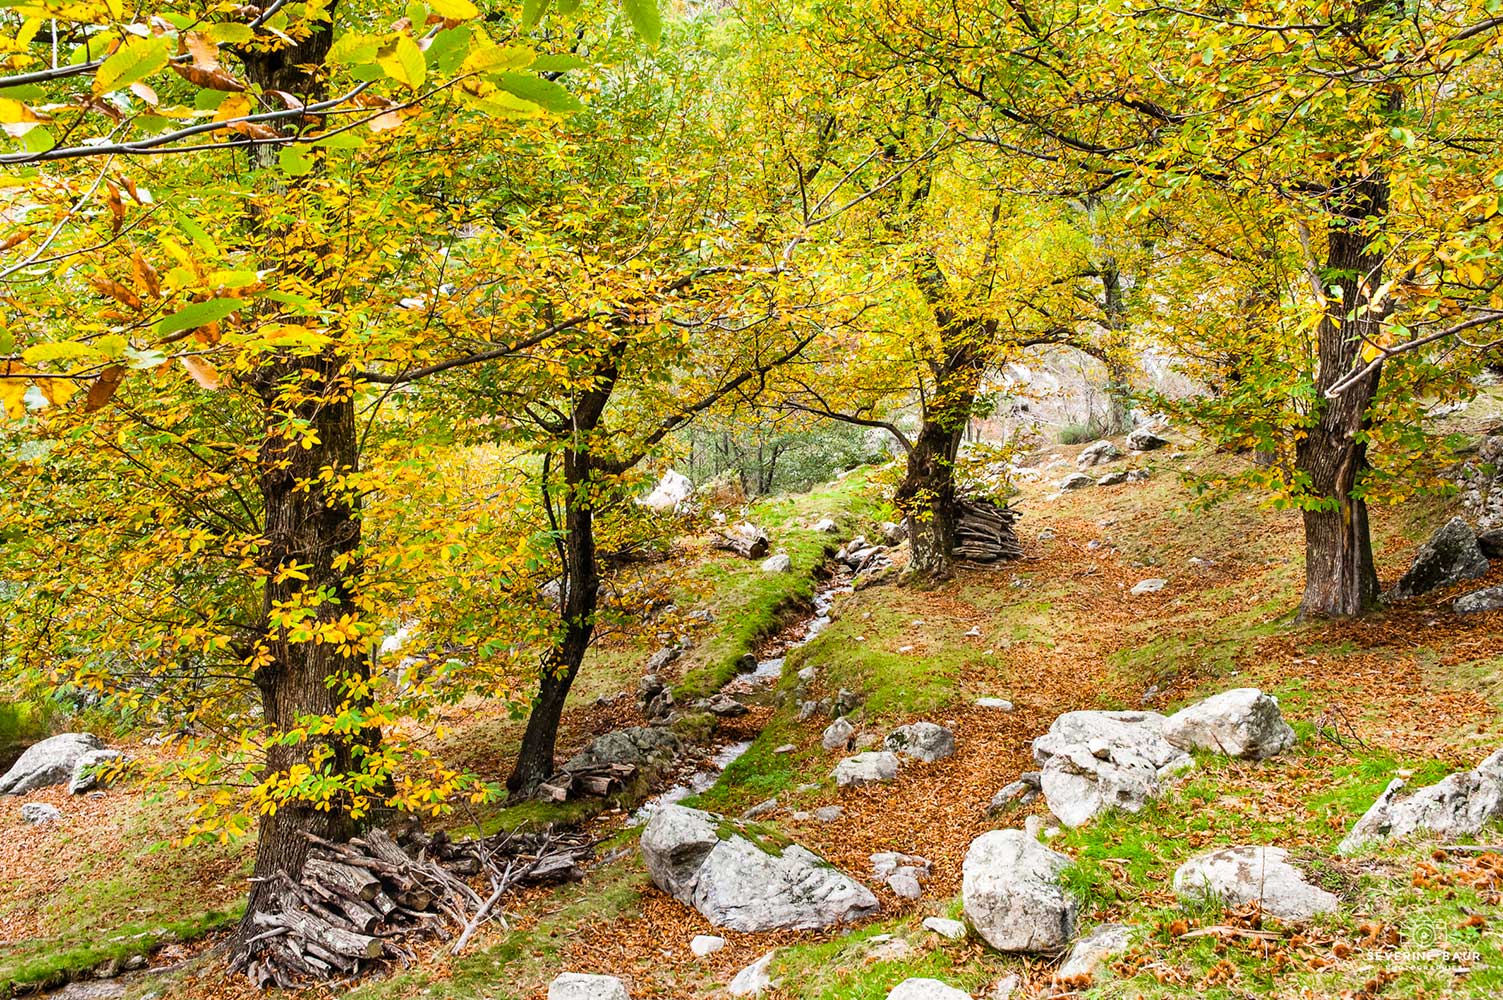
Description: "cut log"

(711, 528), (769, 559)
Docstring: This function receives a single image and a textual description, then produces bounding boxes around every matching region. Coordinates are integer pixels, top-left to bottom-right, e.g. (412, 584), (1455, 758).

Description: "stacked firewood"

(537, 761), (638, 802)
(234, 827), (593, 988)
(952, 497), (1024, 563)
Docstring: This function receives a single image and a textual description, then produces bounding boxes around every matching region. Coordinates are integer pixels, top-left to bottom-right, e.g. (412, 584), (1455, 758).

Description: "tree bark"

(1294, 171), (1388, 618)
(236, 10), (369, 942)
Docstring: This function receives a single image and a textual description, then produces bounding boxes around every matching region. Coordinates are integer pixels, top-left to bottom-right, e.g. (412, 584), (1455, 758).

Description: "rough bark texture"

(238, 11), (365, 941)
(1295, 171), (1388, 618)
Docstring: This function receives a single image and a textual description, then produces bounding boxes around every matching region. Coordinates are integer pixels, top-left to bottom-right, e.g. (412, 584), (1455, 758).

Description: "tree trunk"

(1294, 171), (1388, 619)
(236, 11), (365, 942)
(896, 317), (983, 580)
(243, 355), (371, 927)
(1098, 263), (1133, 434)
(507, 450), (600, 795)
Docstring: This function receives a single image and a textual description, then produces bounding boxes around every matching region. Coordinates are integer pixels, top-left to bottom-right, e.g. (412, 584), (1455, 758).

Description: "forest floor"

(6, 424), (1503, 1000)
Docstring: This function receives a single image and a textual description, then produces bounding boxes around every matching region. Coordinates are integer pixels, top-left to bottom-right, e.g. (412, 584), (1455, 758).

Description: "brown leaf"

(104, 182), (125, 234)
(88, 274), (143, 310)
(131, 251), (161, 298)
(84, 365), (127, 411)
(0, 228), (32, 252)
(180, 356), (221, 390)
(171, 62), (246, 93)
(184, 31), (221, 71)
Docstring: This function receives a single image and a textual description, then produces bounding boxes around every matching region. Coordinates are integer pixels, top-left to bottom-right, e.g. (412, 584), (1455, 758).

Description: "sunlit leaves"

(378, 33), (427, 90)
(93, 35), (171, 96)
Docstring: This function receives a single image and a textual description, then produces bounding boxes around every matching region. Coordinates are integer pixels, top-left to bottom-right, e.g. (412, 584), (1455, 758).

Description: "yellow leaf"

(378, 34), (426, 90)
(429, 0), (479, 17)
(180, 356), (222, 390)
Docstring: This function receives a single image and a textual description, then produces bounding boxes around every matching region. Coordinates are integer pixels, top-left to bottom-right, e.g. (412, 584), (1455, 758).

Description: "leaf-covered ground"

(7, 437), (1503, 999)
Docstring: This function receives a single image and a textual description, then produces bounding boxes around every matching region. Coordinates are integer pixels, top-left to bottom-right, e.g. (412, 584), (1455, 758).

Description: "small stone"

(976, 697), (1015, 711)
(871, 852), (931, 878)
(1038, 529), (1057, 542)
(833, 751), (899, 787)
(797, 666), (817, 683)
(1077, 440), (1121, 468)
(888, 872), (923, 900)
(548, 973), (631, 1000)
(761, 553), (793, 574)
(21, 802), (61, 824)
(866, 936), (914, 961)
(1059, 472), (1094, 490)
(1130, 578), (1167, 595)
(773, 743), (797, 754)
(813, 805), (844, 823)
(885, 722), (955, 762)
(922, 916), (967, 940)
(813, 518), (839, 534)
(690, 935), (726, 958)
(886, 978), (970, 1000)
(962, 829), (1078, 952)
(728, 951), (777, 997)
(741, 797), (779, 819)
(989, 973), (1022, 1000)
(1058, 922), (1134, 979)
(822, 717), (856, 751)
(1456, 585), (1503, 614)
(1096, 470), (1128, 486)
(1127, 427), (1169, 451)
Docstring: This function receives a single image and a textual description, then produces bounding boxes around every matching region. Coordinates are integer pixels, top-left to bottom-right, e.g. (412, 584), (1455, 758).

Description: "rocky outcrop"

(1058, 923), (1133, 979)
(1059, 473), (1094, 491)
(1388, 517), (1490, 600)
(0, 733), (104, 796)
(1162, 688), (1296, 760)
(884, 722), (955, 762)
(640, 805), (879, 932)
(548, 973), (631, 1000)
(962, 829), (1078, 952)
(1031, 711), (1191, 827)
(1077, 441), (1121, 468)
(1127, 428), (1169, 451)
(562, 727), (680, 776)
(1173, 846), (1338, 923)
(833, 751), (899, 787)
(1339, 749), (1503, 853)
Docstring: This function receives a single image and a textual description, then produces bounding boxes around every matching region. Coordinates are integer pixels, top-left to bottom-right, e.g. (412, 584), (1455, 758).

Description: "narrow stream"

(632, 574), (852, 823)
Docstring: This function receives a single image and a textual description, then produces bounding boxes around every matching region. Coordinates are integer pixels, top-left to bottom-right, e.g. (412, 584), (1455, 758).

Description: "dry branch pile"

(233, 827), (593, 988)
(952, 498), (1023, 563)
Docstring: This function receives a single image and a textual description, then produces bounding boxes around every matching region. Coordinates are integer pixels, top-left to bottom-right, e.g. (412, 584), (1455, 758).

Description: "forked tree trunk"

(1294, 171), (1388, 619)
(507, 355), (618, 796)
(897, 318), (983, 580)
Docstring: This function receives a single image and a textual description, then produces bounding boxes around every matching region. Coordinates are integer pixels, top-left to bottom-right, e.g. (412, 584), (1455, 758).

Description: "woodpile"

(952, 497), (1023, 563)
(233, 826), (592, 988)
(537, 761), (639, 802)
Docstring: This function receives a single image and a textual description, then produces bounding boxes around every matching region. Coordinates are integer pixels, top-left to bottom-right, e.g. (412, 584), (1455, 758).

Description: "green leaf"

(465, 90), (544, 118)
(556, 0), (582, 13)
(378, 34), (427, 89)
(522, 0), (553, 27)
(622, 0), (661, 45)
(328, 33), (381, 66)
(93, 36), (171, 96)
(278, 146), (316, 177)
(497, 72), (582, 113)
(530, 53), (588, 72)
(460, 43), (535, 75)
(208, 23), (254, 45)
(20, 126), (53, 154)
(155, 298), (250, 338)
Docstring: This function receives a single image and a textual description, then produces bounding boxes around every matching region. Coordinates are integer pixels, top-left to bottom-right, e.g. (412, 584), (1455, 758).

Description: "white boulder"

(922, 916), (967, 940)
(1339, 749), (1503, 853)
(885, 722), (955, 762)
(833, 751), (899, 787)
(68, 748), (124, 794)
(1077, 440), (1121, 468)
(822, 717), (856, 751)
(761, 553), (793, 574)
(1162, 688), (1295, 760)
(1173, 846), (1338, 923)
(1031, 711), (1191, 828)
(21, 802), (61, 824)
(962, 829), (1078, 952)
(887, 979), (970, 1000)
(639, 470), (693, 512)
(728, 951), (777, 997)
(548, 974), (631, 1000)
(640, 805), (879, 932)
(690, 934), (725, 957)
(0, 733), (104, 796)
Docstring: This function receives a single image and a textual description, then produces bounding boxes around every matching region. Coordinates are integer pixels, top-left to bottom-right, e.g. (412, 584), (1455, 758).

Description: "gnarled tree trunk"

(1295, 171), (1388, 619)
